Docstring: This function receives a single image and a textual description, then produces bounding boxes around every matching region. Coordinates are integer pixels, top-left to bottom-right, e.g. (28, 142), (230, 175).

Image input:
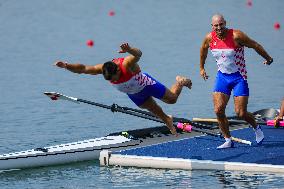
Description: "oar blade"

(44, 92), (80, 104)
(253, 108), (279, 120)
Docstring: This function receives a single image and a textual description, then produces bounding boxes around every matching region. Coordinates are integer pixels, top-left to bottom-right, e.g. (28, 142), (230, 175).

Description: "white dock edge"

(100, 150), (284, 173)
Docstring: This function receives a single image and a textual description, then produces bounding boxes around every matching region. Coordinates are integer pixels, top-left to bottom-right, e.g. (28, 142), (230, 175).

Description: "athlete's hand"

(274, 116), (283, 127)
(170, 127), (178, 137)
(54, 61), (67, 68)
(118, 43), (131, 53)
(200, 69), (209, 80)
(263, 58), (273, 65)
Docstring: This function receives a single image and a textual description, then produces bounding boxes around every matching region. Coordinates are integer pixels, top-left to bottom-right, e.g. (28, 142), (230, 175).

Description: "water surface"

(0, 0), (283, 188)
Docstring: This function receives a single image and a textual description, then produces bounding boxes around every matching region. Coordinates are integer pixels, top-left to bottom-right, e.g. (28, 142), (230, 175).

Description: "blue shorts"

(214, 71), (249, 96)
(127, 73), (166, 106)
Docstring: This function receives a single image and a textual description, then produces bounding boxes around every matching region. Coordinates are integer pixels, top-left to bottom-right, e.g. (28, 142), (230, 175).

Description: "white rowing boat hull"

(0, 135), (140, 171)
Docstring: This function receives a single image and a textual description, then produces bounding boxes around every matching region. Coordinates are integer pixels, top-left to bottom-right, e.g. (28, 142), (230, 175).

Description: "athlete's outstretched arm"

(54, 61), (103, 75)
(234, 30), (273, 65)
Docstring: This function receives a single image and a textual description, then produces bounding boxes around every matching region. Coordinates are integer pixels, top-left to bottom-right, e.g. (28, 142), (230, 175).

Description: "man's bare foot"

(166, 115), (178, 136)
(176, 76), (192, 89)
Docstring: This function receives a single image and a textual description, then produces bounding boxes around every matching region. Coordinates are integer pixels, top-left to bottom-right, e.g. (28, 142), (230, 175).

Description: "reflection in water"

(99, 166), (193, 188)
(212, 170), (284, 189)
(0, 161), (98, 189)
(1, 162), (284, 188)
(100, 166), (284, 189)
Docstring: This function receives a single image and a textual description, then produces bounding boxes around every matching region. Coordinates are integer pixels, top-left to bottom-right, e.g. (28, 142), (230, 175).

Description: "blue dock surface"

(117, 126), (284, 165)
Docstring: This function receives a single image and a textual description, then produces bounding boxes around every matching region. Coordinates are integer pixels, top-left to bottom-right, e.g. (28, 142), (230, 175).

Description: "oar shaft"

(78, 99), (162, 123)
(77, 98), (220, 137)
(120, 106), (155, 117)
(78, 99), (112, 110)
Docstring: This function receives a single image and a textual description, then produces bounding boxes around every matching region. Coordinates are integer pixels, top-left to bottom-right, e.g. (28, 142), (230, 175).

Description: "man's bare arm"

(54, 61), (103, 75)
(200, 33), (211, 80)
(234, 30), (273, 65)
(119, 43), (142, 72)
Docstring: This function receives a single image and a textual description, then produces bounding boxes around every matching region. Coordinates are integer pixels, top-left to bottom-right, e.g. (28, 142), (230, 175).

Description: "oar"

(192, 118), (266, 125)
(106, 105), (216, 129)
(44, 92), (210, 129)
(44, 92), (215, 130)
(44, 92), (252, 145)
(251, 108), (279, 119)
(193, 108), (279, 125)
(44, 92), (159, 122)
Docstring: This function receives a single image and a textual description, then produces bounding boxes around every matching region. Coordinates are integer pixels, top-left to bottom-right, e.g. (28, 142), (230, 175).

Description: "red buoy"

(274, 22), (280, 30)
(246, 0), (252, 7)
(86, 40), (94, 47)
(108, 10), (115, 16)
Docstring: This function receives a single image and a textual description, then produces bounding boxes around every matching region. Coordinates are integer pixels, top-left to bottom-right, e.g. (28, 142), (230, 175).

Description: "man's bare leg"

(234, 96), (264, 144)
(234, 96), (257, 128)
(213, 92), (230, 138)
(139, 97), (177, 136)
(213, 92), (234, 149)
(161, 76), (192, 104)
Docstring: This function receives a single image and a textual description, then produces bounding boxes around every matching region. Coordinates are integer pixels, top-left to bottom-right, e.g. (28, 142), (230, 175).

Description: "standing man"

(199, 14), (273, 149)
(55, 43), (192, 136)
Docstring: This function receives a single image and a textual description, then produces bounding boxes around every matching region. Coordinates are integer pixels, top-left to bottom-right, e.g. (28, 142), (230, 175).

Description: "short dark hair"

(102, 61), (118, 80)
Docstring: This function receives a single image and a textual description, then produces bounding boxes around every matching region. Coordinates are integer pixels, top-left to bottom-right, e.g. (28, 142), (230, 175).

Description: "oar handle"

(193, 118), (219, 123)
(193, 117), (266, 125)
(193, 117), (247, 124)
